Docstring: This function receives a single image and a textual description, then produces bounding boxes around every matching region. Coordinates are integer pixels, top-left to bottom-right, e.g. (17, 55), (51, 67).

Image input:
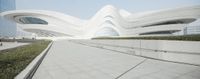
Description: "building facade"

(2, 5), (200, 39)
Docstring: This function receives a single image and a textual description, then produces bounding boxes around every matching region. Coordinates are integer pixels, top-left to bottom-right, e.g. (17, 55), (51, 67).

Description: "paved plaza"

(32, 40), (200, 79)
(0, 42), (29, 51)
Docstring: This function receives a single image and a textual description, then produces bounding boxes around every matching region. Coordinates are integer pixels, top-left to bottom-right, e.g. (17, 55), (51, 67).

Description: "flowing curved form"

(1, 5), (200, 38)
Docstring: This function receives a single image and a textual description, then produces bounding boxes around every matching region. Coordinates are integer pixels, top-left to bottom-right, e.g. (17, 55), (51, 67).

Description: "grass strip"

(0, 40), (51, 79)
(92, 34), (200, 41)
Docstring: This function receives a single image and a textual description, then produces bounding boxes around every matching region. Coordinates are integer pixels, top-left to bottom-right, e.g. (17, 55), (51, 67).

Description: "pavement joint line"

(115, 59), (148, 79)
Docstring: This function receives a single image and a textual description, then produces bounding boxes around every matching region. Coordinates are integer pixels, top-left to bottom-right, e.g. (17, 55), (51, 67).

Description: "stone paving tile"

(33, 40), (145, 79)
(118, 59), (200, 79)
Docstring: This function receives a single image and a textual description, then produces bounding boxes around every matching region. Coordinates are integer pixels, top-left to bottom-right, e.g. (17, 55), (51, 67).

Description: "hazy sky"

(14, 0), (200, 19)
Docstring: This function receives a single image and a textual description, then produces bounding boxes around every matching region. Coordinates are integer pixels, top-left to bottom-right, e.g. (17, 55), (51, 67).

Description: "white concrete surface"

(32, 40), (200, 79)
(0, 42), (29, 51)
(74, 40), (200, 65)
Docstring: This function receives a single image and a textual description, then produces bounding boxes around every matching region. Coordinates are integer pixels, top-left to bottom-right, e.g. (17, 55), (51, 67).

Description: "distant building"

(185, 19), (200, 35)
(0, 0), (16, 37)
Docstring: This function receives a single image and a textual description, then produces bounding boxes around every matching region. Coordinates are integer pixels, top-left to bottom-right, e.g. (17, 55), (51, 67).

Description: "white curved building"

(1, 5), (200, 39)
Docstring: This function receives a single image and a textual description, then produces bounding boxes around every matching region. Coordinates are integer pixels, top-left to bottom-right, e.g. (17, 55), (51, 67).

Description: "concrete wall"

(73, 40), (200, 66)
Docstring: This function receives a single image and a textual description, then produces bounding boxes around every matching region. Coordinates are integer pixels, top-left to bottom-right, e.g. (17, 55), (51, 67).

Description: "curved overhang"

(1, 10), (86, 27)
(140, 18), (196, 28)
(132, 24), (185, 35)
(1, 10), (85, 37)
(124, 5), (200, 29)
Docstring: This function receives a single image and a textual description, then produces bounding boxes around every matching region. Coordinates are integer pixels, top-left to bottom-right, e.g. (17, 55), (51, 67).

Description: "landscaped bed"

(0, 40), (51, 79)
(92, 34), (200, 41)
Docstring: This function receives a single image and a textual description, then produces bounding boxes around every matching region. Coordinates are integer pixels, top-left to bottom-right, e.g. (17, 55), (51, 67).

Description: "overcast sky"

(14, 0), (200, 19)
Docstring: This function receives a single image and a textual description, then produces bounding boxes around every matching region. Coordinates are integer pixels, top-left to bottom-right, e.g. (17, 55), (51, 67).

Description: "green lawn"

(0, 40), (51, 79)
(92, 34), (200, 41)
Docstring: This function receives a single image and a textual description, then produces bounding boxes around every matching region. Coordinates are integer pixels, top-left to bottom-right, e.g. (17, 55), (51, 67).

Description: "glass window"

(139, 30), (179, 35)
(19, 17), (48, 24)
(142, 18), (196, 27)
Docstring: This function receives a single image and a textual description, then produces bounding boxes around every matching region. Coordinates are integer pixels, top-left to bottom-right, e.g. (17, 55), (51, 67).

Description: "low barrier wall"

(71, 40), (200, 66)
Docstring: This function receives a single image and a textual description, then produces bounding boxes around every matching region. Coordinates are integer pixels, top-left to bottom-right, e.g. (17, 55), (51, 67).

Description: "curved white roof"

(1, 5), (200, 38)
